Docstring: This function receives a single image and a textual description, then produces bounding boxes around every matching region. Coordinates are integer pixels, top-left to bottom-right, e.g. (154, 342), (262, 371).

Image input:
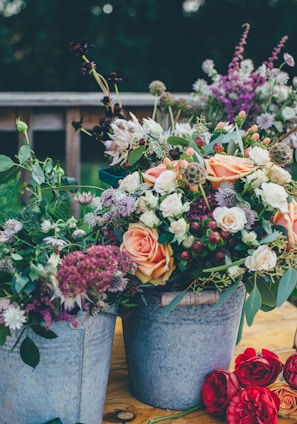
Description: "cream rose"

(248, 146), (271, 166)
(242, 230), (258, 245)
(154, 170), (177, 194)
(160, 193), (190, 218)
(120, 223), (175, 285)
(213, 207), (247, 233)
(137, 191), (159, 213)
(245, 245), (277, 271)
(119, 171), (141, 193)
(255, 182), (289, 213)
(169, 218), (188, 244)
(268, 165), (292, 185)
(139, 211), (161, 228)
(245, 169), (268, 188)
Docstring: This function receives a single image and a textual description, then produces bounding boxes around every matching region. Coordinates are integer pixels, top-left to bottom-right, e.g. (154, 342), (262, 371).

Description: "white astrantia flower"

(4, 219), (22, 234)
(0, 231), (11, 242)
(43, 237), (67, 249)
(3, 305), (27, 330)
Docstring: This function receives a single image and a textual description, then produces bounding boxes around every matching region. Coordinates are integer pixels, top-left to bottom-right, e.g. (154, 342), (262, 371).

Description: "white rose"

(245, 169), (268, 188)
(138, 191), (159, 213)
(139, 211), (161, 228)
(245, 245), (277, 271)
(248, 146), (271, 166)
(119, 171), (141, 193)
(268, 165), (292, 185)
(227, 265), (245, 279)
(169, 218), (188, 243)
(160, 193), (190, 218)
(255, 182), (288, 213)
(154, 170), (177, 194)
(242, 230), (258, 245)
(213, 207), (247, 233)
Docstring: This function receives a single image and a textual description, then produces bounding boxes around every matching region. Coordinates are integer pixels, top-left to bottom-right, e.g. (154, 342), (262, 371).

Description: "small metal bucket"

(122, 285), (245, 410)
(0, 305), (117, 424)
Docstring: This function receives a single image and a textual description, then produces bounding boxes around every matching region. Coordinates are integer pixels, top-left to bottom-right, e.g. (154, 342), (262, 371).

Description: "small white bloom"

(4, 219), (23, 234)
(268, 165), (292, 185)
(182, 235), (195, 248)
(245, 245), (277, 272)
(66, 217), (78, 229)
(227, 265), (245, 279)
(242, 230), (258, 246)
(154, 170), (177, 194)
(83, 212), (98, 227)
(282, 106), (295, 120)
(138, 191), (159, 212)
(72, 229), (87, 239)
(255, 182), (289, 213)
(43, 237), (67, 249)
(41, 219), (54, 233)
(240, 59), (254, 74)
(169, 218), (188, 243)
(119, 172), (141, 193)
(0, 231), (11, 242)
(248, 146), (271, 166)
(139, 211), (161, 228)
(213, 207), (247, 233)
(160, 193), (190, 218)
(245, 169), (268, 188)
(201, 59), (216, 77)
(3, 305), (27, 330)
(90, 197), (103, 211)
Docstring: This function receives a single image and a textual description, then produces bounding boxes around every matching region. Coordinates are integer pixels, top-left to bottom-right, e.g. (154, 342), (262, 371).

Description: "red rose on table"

(283, 353), (297, 389)
(201, 369), (240, 416)
(226, 386), (280, 424)
(234, 347), (283, 387)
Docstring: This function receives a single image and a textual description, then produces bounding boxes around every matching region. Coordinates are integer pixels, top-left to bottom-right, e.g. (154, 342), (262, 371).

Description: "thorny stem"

(147, 404), (204, 423)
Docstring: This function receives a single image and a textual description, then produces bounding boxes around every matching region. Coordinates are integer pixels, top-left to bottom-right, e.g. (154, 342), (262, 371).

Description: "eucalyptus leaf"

(32, 161), (45, 185)
(11, 253), (23, 261)
(167, 135), (189, 146)
(0, 155), (16, 172)
(43, 419), (63, 424)
(20, 336), (40, 368)
(32, 325), (58, 339)
(12, 274), (29, 293)
(257, 282), (276, 307)
(276, 268), (297, 307)
(29, 263), (42, 281)
(259, 232), (280, 244)
(18, 144), (31, 164)
(214, 282), (242, 308)
(159, 290), (187, 316)
(0, 324), (10, 346)
(128, 145), (146, 166)
(245, 285), (262, 326)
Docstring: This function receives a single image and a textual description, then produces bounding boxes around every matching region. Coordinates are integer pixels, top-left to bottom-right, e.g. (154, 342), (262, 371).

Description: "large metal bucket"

(122, 285), (245, 410)
(0, 305), (117, 424)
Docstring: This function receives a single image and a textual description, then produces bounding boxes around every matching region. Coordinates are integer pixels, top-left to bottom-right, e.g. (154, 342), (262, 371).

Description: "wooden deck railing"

(0, 92), (191, 184)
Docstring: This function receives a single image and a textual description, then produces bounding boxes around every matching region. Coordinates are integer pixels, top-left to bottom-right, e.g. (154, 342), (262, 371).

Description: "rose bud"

(283, 353), (297, 389)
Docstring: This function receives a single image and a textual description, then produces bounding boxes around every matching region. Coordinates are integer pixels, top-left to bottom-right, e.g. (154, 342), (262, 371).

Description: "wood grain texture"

(103, 302), (297, 424)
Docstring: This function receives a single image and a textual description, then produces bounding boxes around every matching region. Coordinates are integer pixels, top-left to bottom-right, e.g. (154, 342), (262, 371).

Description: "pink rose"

(120, 223), (175, 285)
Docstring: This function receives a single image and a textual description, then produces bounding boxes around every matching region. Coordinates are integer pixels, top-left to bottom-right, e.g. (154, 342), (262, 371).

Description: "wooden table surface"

(103, 302), (297, 424)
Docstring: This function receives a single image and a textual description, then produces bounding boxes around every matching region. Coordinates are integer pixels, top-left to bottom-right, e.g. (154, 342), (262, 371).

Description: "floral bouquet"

(68, 41), (297, 328)
(191, 23), (297, 144)
(0, 120), (136, 367)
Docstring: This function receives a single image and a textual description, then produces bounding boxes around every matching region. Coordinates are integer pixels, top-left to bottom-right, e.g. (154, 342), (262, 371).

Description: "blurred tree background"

(0, 0), (296, 93)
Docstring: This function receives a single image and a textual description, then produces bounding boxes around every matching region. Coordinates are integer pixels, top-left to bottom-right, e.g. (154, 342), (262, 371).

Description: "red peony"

(226, 386), (280, 424)
(234, 347), (283, 387)
(201, 369), (240, 416)
(283, 353), (297, 389)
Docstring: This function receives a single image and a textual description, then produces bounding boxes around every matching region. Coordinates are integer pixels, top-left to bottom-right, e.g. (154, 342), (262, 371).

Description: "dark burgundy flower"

(283, 353), (297, 389)
(69, 41), (94, 57)
(234, 347), (283, 387)
(201, 369), (240, 416)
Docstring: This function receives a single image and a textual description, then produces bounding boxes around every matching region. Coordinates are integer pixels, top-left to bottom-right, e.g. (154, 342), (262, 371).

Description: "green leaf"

(276, 268), (297, 307)
(61, 176), (78, 192)
(214, 282), (242, 308)
(245, 285), (262, 326)
(158, 232), (174, 243)
(257, 282), (276, 307)
(0, 324), (10, 346)
(128, 145), (146, 166)
(11, 253), (23, 261)
(32, 325), (58, 339)
(29, 263), (41, 281)
(32, 161), (45, 185)
(20, 336), (40, 368)
(18, 145), (31, 164)
(159, 290), (187, 316)
(43, 419), (63, 424)
(0, 155), (16, 172)
(12, 274), (29, 293)
(167, 135), (189, 146)
(259, 232), (280, 244)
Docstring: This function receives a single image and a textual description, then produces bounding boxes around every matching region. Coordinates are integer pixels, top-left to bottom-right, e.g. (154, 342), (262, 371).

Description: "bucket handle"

(160, 290), (220, 307)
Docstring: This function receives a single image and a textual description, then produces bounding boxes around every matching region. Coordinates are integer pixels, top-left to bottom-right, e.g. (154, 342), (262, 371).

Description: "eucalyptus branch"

(147, 404), (203, 423)
(203, 258), (245, 273)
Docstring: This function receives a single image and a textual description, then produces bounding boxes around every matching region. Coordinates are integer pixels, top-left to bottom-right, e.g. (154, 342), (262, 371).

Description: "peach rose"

(269, 381), (297, 419)
(204, 154), (256, 188)
(143, 159), (188, 185)
(120, 223), (175, 286)
(273, 199), (297, 248)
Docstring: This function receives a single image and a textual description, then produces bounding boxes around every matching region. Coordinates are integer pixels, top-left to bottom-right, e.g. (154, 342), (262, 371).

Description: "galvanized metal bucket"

(122, 285), (245, 410)
(0, 305), (117, 424)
